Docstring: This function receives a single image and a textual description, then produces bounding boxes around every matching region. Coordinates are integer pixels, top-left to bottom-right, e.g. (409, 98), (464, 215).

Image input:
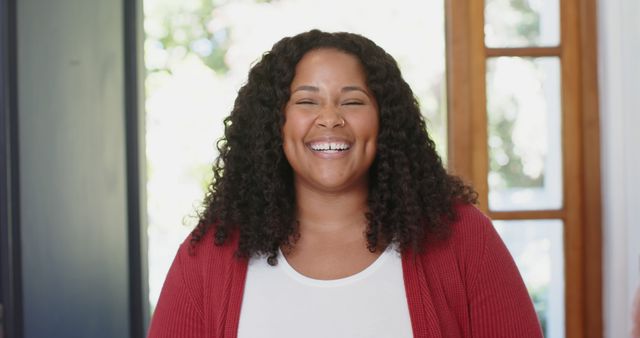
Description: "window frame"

(445, 1), (602, 337)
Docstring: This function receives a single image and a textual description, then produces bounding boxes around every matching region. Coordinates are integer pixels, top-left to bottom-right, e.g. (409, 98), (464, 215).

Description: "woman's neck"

(284, 180), (384, 277)
(293, 182), (369, 237)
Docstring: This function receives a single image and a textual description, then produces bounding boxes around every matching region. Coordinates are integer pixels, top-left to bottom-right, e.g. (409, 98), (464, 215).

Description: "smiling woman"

(143, 0), (451, 313)
(147, 30), (543, 338)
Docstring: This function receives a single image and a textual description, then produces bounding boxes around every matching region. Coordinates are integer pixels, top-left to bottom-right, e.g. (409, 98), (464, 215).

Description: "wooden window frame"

(445, 1), (602, 337)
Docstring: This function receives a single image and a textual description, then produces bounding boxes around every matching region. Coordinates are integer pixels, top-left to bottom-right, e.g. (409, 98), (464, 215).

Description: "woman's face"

(282, 48), (379, 194)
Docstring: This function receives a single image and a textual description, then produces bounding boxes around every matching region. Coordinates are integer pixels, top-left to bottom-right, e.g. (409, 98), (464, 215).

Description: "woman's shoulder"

(150, 226), (246, 335)
(448, 203), (494, 249)
(421, 203), (523, 287)
(417, 203), (498, 273)
(174, 225), (244, 281)
(183, 225), (239, 256)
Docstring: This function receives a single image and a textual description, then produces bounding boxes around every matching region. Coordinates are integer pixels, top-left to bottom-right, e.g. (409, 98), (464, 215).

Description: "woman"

(148, 30), (542, 338)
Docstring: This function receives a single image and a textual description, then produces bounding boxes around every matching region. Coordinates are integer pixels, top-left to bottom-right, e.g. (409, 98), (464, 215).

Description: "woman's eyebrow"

(292, 85), (319, 93)
(341, 86), (368, 94)
(291, 85), (371, 97)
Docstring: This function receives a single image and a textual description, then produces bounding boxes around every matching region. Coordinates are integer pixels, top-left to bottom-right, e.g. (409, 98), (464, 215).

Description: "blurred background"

(1, 0), (638, 337)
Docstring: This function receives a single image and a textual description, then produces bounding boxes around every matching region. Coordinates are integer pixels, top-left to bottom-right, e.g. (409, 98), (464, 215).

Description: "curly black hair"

(191, 29), (477, 265)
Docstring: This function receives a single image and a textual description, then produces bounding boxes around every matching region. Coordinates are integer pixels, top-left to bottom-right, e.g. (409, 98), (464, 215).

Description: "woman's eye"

(343, 101), (364, 106)
(296, 100), (315, 105)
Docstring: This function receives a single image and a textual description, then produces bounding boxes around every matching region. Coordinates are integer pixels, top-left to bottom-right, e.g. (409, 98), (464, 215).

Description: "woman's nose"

(316, 107), (345, 128)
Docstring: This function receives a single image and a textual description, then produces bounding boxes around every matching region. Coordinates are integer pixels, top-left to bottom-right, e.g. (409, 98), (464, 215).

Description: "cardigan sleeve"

(466, 214), (544, 338)
(147, 243), (206, 338)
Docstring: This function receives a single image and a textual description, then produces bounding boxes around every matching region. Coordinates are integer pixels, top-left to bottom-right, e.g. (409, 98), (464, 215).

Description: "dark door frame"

(1, 0), (148, 336)
(124, 0), (150, 335)
(0, 0), (23, 336)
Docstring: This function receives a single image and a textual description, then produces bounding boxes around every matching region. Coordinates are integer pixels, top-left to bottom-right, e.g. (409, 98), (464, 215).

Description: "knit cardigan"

(148, 204), (543, 337)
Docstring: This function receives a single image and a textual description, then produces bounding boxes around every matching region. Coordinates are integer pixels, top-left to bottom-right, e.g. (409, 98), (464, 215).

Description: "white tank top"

(237, 244), (413, 338)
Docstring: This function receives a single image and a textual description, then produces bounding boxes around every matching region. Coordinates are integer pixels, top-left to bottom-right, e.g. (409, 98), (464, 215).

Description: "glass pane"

(494, 220), (565, 338)
(486, 57), (562, 211)
(144, 0), (447, 311)
(485, 0), (560, 47)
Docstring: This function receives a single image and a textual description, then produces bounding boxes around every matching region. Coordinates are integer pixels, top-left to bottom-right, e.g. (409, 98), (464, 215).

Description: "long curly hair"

(191, 29), (477, 264)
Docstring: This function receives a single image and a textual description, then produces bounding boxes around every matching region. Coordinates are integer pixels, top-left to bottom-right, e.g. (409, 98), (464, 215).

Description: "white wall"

(599, 0), (640, 336)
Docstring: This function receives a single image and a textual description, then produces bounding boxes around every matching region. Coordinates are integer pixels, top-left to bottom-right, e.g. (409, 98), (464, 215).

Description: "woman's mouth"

(307, 141), (352, 153)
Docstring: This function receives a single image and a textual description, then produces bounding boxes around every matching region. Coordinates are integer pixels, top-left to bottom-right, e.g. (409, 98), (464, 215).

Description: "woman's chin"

(297, 174), (368, 195)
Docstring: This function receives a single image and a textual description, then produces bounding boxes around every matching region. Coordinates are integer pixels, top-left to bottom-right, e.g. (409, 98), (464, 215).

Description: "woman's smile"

(306, 137), (353, 158)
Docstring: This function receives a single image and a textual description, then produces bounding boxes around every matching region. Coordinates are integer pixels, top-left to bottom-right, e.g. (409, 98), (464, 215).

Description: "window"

(446, 0), (601, 337)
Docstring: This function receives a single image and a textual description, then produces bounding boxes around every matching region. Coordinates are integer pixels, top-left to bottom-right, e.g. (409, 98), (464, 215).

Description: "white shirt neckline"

(276, 244), (395, 288)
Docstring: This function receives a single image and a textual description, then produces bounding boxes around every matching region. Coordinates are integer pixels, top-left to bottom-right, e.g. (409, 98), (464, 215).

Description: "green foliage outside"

(530, 286), (549, 336)
(487, 0), (545, 189)
(145, 0), (233, 75)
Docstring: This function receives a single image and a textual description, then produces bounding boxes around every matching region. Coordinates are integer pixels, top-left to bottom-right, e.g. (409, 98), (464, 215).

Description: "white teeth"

(309, 142), (351, 151)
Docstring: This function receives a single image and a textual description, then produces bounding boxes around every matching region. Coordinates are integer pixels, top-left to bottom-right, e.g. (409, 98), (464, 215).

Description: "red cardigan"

(148, 204), (543, 337)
